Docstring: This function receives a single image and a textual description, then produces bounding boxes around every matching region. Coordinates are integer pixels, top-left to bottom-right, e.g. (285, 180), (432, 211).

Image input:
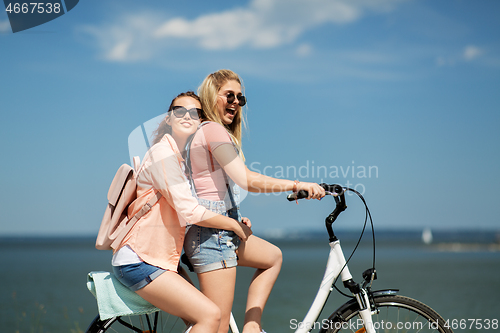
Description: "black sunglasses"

(225, 92), (246, 107)
(170, 106), (202, 120)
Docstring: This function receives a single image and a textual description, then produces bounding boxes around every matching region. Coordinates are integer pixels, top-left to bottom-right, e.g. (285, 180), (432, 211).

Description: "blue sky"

(1, 0), (499, 237)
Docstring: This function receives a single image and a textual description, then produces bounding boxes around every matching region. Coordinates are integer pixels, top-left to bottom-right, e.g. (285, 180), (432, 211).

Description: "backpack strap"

(185, 122), (215, 192)
(109, 191), (162, 250)
(130, 191), (162, 223)
(133, 156), (141, 172)
(131, 154), (162, 224)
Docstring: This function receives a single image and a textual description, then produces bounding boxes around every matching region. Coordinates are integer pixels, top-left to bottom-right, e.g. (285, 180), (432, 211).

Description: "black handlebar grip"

(286, 190), (309, 201)
(320, 183), (344, 195)
(286, 184), (345, 202)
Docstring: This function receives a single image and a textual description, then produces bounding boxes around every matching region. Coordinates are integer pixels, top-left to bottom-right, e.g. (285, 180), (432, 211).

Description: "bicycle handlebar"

(285, 183), (377, 289)
(286, 183), (344, 201)
(287, 183), (347, 242)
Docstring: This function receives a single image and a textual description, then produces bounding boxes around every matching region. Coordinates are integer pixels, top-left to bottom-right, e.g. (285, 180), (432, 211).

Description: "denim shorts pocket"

(184, 225), (201, 257)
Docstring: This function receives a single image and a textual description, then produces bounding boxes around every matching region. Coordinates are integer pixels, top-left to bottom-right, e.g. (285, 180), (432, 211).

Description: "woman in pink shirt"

(184, 70), (325, 333)
(112, 91), (252, 333)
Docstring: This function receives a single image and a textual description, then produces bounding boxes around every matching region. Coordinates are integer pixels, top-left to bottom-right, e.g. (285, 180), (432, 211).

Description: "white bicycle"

(86, 184), (453, 333)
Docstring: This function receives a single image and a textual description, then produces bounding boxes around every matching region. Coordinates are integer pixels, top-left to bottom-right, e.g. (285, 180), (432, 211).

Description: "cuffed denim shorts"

(113, 262), (167, 291)
(184, 206), (241, 274)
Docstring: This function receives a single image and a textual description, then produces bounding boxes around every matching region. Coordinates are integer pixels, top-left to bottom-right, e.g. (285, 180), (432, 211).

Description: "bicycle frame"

(228, 238), (376, 333)
(293, 186), (377, 333)
(295, 239), (356, 333)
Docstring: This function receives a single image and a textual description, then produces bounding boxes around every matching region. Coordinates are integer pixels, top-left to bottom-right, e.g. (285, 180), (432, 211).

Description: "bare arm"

(197, 210), (252, 241)
(211, 143), (325, 199)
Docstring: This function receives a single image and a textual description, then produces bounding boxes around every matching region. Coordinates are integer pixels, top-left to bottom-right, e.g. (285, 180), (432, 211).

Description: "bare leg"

(236, 235), (283, 333)
(198, 266), (237, 333)
(136, 270), (221, 333)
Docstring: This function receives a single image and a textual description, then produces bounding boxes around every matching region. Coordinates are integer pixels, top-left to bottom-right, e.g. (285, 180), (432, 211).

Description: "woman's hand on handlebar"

(296, 182), (325, 200)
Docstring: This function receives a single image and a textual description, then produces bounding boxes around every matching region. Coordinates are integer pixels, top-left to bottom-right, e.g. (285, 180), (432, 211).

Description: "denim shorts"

(112, 261), (167, 291)
(184, 207), (241, 274)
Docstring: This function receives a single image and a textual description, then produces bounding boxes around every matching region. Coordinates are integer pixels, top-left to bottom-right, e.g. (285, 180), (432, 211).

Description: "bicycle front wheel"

(320, 294), (453, 333)
(86, 311), (189, 333)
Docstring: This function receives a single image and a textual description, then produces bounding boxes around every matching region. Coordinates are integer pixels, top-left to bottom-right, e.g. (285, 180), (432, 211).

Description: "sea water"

(1, 231), (499, 332)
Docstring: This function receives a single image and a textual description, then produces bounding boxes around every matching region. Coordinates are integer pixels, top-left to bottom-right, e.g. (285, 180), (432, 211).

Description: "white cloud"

(81, 12), (164, 62)
(84, 0), (407, 62)
(463, 45), (483, 61)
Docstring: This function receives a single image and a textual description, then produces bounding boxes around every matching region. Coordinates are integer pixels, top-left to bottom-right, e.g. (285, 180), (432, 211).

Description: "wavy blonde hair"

(198, 69), (247, 159)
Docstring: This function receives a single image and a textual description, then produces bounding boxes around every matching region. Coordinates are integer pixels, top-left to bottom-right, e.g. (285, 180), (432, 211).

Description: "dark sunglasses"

(225, 92), (246, 107)
(170, 106), (202, 120)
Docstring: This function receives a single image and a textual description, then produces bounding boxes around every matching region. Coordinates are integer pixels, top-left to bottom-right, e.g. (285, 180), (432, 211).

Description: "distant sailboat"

(422, 228), (433, 244)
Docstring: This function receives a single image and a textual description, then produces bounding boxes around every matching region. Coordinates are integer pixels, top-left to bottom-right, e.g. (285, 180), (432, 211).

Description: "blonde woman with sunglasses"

(184, 71), (325, 333)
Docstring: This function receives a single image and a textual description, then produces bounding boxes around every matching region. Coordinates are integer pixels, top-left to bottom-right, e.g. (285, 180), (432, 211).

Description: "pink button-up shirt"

(118, 134), (214, 271)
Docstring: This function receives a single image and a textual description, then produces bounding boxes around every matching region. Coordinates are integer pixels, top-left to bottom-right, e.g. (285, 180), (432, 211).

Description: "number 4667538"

(444, 319), (498, 330)
(5, 2), (61, 14)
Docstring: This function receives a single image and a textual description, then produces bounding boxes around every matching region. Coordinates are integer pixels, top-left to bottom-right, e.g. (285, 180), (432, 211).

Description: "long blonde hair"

(198, 69), (247, 159)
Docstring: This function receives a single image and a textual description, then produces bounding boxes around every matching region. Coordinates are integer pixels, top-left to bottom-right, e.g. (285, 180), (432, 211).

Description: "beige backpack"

(95, 157), (161, 250)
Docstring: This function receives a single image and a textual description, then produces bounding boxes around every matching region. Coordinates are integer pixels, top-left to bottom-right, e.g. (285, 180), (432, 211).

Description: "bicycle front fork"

(344, 269), (378, 333)
(356, 288), (376, 333)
